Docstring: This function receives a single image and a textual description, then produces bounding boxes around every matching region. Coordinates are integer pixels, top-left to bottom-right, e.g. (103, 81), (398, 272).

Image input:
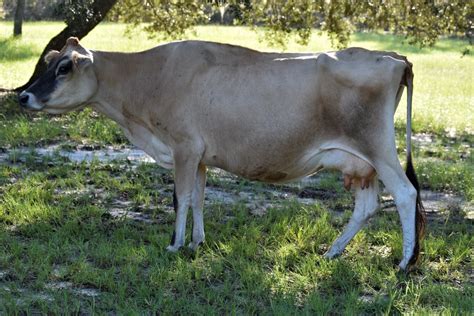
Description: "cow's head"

(19, 37), (97, 114)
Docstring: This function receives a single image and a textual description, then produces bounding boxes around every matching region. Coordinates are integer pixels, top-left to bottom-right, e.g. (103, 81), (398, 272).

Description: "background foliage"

(1, 0), (64, 20)
(2, 0), (472, 50)
(111, 0), (472, 50)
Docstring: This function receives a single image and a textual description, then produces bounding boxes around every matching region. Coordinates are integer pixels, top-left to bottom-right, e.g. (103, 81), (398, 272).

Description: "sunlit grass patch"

(0, 37), (39, 62)
(66, 109), (127, 145)
(0, 114), (63, 147)
(418, 159), (474, 201)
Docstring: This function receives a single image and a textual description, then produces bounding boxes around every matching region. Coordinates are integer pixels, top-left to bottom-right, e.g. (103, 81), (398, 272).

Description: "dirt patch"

(108, 208), (155, 223)
(45, 281), (100, 297)
(298, 188), (338, 200)
(421, 190), (463, 213)
(381, 189), (471, 220)
(413, 133), (434, 147)
(205, 186), (238, 204)
(368, 245), (392, 258)
(0, 145), (154, 165)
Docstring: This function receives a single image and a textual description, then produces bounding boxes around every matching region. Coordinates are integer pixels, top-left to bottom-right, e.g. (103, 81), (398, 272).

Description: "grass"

(0, 152), (472, 314)
(0, 21), (473, 314)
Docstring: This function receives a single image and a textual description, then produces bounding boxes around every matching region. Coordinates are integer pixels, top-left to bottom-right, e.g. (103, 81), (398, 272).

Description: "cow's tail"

(403, 62), (426, 270)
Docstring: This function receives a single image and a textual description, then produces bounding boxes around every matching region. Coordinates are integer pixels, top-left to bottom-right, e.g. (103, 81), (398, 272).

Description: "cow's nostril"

(19, 94), (29, 106)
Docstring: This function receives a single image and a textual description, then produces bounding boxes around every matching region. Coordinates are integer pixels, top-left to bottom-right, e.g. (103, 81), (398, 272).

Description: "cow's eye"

(57, 62), (72, 76)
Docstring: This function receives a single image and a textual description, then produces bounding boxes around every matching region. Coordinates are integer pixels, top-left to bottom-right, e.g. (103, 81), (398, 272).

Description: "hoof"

(398, 257), (410, 271)
(166, 245), (181, 253)
(324, 249), (342, 259)
(188, 241), (204, 251)
(398, 261), (417, 274)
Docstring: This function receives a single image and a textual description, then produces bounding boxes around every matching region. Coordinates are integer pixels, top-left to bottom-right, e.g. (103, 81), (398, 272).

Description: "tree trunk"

(15, 0), (118, 92)
(13, 0), (25, 37)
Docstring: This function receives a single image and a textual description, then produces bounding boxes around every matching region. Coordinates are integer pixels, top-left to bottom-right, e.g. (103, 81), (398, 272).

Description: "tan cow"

(19, 37), (425, 271)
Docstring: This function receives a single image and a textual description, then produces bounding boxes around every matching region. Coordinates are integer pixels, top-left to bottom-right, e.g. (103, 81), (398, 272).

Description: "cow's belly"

(212, 144), (375, 184)
(289, 146), (375, 181)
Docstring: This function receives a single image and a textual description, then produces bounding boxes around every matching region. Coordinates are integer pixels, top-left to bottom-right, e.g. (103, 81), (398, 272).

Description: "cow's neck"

(87, 50), (173, 167)
(89, 50), (149, 127)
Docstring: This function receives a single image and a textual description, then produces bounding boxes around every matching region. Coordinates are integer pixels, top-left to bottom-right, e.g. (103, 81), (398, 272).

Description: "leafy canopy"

(111, 0), (472, 51)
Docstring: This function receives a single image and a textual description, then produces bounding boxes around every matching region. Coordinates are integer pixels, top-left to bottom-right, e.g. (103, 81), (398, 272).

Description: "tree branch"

(15, 0), (118, 92)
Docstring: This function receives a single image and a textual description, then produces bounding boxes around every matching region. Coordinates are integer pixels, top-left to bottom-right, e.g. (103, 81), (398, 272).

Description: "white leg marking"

(188, 164), (207, 251)
(395, 187), (417, 270)
(166, 192), (191, 252)
(167, 148), (203, 252)
(325, 177), (379, 258)
(375, 163), (417, 270)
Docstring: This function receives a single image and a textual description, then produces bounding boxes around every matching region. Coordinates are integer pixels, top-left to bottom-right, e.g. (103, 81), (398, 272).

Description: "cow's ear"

(72, 52), (93, 71)
(66, 37), (80, 46)
(44, 50), (60, 64)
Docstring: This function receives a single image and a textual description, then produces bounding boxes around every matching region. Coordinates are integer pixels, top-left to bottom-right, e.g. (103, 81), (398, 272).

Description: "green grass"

(0, 152), (472, 314)
(0, 22), (473, 314)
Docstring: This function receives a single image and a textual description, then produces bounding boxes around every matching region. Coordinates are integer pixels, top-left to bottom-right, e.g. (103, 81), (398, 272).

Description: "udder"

(318, 149), (376, 190)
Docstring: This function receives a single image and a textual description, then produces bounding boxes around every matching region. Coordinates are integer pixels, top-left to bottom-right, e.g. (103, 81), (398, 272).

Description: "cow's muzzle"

(18, 91), (44, 111)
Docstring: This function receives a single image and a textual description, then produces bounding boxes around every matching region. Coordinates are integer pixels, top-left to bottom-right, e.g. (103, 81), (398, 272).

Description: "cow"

(19, 37), (425, 271)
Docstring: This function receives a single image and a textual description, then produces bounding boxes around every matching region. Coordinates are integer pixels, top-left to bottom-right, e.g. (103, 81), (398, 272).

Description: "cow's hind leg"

(188, 163), (207, 250)
(325, 177), (379, 258)
(374, 161), (419, 270)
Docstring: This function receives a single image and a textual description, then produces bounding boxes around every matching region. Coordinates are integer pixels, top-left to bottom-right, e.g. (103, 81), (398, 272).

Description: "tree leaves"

(111, 0), (472, 50)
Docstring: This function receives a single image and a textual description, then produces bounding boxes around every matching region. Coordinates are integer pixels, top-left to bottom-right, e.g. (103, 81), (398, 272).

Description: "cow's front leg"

(188, 163), (207, 251)
(166, 146), (203, 252)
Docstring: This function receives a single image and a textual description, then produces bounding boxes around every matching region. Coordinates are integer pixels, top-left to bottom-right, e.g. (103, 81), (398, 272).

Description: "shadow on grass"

(0, 37), (39, 62)
(352, 32), (471, 55)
